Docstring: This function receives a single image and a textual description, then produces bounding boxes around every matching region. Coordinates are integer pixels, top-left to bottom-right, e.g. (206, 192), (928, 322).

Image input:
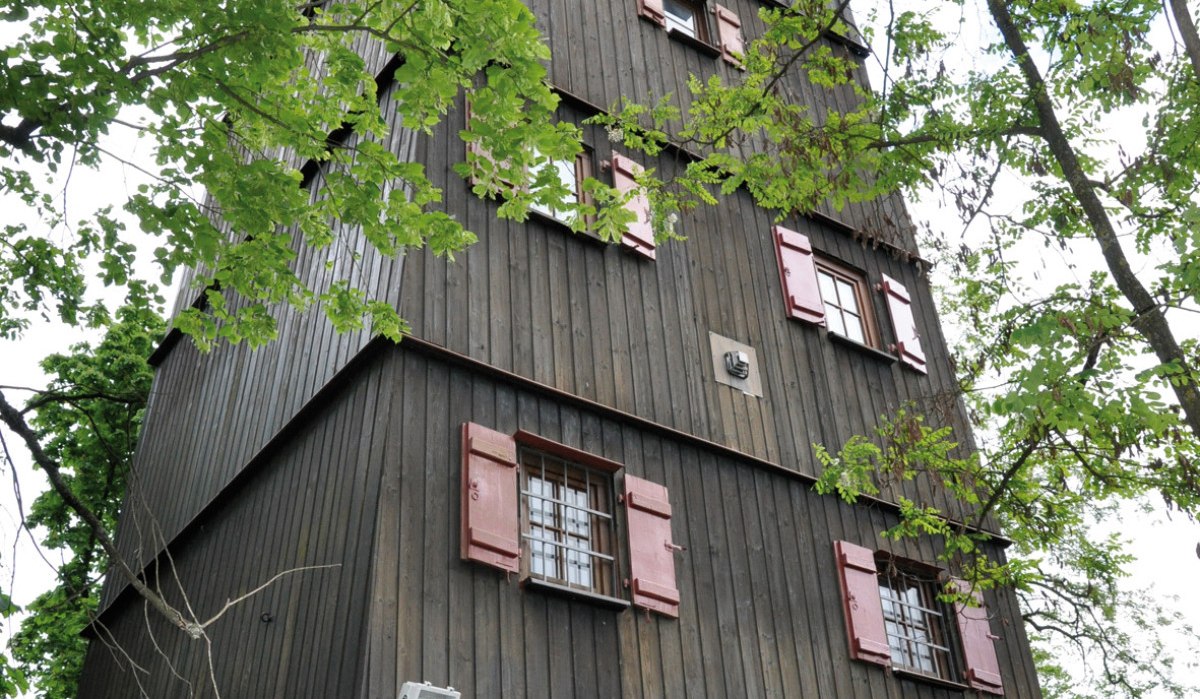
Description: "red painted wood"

(624, 474), (680, 617)
(712, 5), (745, 67)
(952, 579), (1005, 695)
(460, 422), (520, 573)
(638, 0), (666, 26)
(879, 274), (928, 373)
(834, 540), (891, 666)
(772, 225), (826, 326)
(610, 152), (657, 260)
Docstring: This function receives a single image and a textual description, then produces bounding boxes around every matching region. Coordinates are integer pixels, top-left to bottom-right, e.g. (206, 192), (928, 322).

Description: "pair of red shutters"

(772, 225), (928, 373)
(835, 540), (1005, 694)
(459, 422), (680, 617)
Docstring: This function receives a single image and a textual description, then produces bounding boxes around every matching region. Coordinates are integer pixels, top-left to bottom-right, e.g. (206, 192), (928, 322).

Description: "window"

(664, 0), (706, 40)
(834, 541), (1005, 695)
(877, 559), (960, 681)
(529, 147), (593, 228)
(637, 0), (744, 67)
(459, 423), (681, 617)
(816, 258), (880, 347)
(771, 225), (928, 372)
(519, 445), (617, 596)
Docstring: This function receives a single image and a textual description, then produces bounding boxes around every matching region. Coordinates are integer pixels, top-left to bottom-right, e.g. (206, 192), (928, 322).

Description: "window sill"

(522, 578), (632, 611)
(827, 331), (897, 364)
(666, 29), (722, 58)
(891, 667), (971, 693)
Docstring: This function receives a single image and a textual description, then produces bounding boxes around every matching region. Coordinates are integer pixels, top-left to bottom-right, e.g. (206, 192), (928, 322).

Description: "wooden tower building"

(80, 1), (1042, 697)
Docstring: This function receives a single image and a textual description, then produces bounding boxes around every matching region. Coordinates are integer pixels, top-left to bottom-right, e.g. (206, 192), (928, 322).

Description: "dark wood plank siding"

(399, 100), (958, 492)
(359, 345), (1041, 699)
(102, 84), (418, 607)
(80, 356), (392, 699)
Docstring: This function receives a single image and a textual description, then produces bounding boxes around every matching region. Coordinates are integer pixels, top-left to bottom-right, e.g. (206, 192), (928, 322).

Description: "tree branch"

(0, 389), (197, 637)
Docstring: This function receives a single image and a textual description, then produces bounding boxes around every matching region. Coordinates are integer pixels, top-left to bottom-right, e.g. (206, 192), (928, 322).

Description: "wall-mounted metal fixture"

(724, 350), (750, 379)
(709, 332), (763, 397)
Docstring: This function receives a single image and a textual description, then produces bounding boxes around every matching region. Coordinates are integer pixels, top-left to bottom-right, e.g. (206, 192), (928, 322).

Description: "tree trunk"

(1169, 0), (1200, 82)
(986, 0), (1200, 440)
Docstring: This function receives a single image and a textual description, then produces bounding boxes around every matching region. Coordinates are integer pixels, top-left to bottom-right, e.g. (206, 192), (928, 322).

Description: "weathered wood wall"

(82, 344), (1039, 698)
(81, 353), (392, 698)
(359, 346), (1038, 699)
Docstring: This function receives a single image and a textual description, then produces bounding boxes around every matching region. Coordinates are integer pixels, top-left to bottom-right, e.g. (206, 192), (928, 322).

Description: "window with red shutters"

(623, 474), (680, 617)
(771, 225), (826, 326)
(460, 423), (521, 573)
(609, 152), (656, 260)
(951, 578), (1005, 695)
(879, 273), (928, 373)
(712, 4), (745, 67)
(461, 426), (680, 615)
(835, 542), (1006, 693)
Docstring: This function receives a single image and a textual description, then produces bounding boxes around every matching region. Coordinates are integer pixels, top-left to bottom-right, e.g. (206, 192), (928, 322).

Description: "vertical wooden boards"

(80, 359), (392, 699)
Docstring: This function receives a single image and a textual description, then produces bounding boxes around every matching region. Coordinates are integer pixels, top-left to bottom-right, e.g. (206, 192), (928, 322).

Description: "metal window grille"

(519, 448), (616, 596)
(877, 567), (962, 682)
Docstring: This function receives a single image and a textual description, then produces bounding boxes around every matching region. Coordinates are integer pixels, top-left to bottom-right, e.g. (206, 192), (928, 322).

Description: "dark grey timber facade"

(79, 1), (1042, 697)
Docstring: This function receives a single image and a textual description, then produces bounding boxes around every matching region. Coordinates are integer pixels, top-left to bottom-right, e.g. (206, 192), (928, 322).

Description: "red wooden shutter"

(834, 541), (891, 666)
(638, 0), (666, 26)
(952, 579), (1005, 695)
(772, 225), (825, 326)
(610, 153), (656, 260)
(460, 422), (520, 574)
(624, 474), (679, 617)
(878, 274), (928, 373)
(712, 5), (745, 68)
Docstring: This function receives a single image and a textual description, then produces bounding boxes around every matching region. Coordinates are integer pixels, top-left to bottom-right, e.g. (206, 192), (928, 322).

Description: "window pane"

(836, 279), (857, 311)
(818, 270), (838, 305)
(825, 305), (846, 335)
(844, 314), (866, 344)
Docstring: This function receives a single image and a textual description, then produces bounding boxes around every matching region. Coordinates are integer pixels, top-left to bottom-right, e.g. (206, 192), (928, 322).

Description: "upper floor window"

(816, 258), (879, 347)
(771, 224), (928, 373)
(664, 0), (707, 40)
(530, 147), (593, 228)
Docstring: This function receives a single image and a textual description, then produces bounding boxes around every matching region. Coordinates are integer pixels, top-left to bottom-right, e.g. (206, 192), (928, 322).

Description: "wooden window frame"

(515, 433), (621, 600)
(815, 257), (881, 349)
(875, 556), (966, 686)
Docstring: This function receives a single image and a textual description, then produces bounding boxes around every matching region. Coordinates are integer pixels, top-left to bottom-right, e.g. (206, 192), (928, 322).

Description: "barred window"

(877, 561), (962, 682)
(519, 447), (617, 596)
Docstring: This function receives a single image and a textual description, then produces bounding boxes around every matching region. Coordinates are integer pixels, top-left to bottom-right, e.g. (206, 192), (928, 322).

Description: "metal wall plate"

(709, 332), (763, 397)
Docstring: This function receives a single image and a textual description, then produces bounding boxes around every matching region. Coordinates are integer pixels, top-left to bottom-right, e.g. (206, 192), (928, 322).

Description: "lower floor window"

(520, 447), (616, 596)
(877, 561), (961, 681)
